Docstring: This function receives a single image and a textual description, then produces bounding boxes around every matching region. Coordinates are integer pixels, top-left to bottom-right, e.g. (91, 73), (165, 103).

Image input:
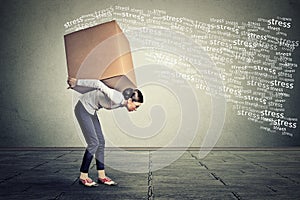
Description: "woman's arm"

(77, 79), (105, 89)
(69, 78), (124, 105)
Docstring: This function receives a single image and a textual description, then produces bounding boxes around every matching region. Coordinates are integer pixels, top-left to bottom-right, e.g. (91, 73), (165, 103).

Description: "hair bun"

(122, 88), (134, 100)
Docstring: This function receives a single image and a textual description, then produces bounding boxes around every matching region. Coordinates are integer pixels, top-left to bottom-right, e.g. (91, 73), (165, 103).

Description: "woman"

(67, 77), (143, 187)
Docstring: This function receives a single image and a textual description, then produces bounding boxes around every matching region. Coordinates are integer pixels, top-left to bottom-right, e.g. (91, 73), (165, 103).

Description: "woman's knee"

(87, 140), (100, 154)
(98, 138), (105, 148)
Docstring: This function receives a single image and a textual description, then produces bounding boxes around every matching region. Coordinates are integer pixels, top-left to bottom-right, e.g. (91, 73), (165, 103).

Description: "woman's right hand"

(67, 77), (77, 89)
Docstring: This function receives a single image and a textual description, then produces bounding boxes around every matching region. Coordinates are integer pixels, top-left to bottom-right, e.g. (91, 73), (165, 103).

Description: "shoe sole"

(97, 181), (118, 186)
(79, 180), (98, 187)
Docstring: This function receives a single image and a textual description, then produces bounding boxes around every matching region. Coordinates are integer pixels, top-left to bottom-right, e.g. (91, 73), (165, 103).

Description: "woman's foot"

(79, 177), (98, 187)
(98, 177), (117, 186)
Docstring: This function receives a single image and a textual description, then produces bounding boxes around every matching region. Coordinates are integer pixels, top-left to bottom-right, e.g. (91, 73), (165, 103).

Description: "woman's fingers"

(67, 77), (77, 89)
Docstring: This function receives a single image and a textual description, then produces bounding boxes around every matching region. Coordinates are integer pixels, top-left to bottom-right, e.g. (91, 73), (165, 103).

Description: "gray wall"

(0, 0), (299, 147)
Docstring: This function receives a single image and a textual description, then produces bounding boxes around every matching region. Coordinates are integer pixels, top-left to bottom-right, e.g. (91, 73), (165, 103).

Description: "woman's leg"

(91, 114), (117, 185)
(74, 101), (99, 179)
(90, 113), (106, 178)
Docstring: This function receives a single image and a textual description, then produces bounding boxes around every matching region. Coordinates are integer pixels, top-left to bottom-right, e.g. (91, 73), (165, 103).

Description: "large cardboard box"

(64, 20), (137, 92)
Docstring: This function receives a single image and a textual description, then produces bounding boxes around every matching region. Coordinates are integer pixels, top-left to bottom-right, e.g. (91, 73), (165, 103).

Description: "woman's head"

(123, 88), (144, 112)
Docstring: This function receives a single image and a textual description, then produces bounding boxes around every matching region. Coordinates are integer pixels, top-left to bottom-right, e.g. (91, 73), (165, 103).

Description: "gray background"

(0, 0), (299, 147)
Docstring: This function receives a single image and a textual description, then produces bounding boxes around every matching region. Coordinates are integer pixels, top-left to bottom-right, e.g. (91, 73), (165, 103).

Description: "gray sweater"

(76, 79), (125, 115)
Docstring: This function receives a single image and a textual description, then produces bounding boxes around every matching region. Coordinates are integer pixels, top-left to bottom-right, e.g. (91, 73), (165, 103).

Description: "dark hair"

(123, 88), (144, 103)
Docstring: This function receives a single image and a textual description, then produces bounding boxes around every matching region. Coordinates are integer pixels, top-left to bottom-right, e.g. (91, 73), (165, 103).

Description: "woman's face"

(126, 98), (142, 112)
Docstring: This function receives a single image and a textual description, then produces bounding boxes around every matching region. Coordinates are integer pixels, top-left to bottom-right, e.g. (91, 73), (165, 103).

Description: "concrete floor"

(0, 149), (299, 200)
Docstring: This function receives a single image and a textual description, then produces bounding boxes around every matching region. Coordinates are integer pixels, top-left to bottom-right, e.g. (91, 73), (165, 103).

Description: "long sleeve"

(76, 79), (124, 105)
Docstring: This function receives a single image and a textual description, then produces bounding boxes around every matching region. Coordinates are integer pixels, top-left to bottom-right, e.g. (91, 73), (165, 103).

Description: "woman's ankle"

(80, 172), (89, 180)
(98, 170), (106, 179)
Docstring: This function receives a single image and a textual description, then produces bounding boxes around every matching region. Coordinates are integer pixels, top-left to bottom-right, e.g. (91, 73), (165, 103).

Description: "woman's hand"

(67, 77), (77, 89)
